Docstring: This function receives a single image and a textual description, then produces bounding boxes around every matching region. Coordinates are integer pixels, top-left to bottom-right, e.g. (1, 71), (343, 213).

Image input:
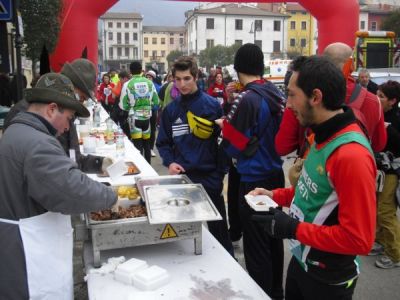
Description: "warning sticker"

(160, 223), (178, 239)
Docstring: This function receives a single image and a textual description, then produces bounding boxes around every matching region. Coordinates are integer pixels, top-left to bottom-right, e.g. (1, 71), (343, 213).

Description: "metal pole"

(13, 0), (23, 102)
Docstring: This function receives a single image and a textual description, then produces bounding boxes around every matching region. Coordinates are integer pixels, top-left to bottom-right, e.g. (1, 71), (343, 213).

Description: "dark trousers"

(150, 110), (157, 150)
(286, 258), (358, 300)
(133, 139), (151, 163)
(239, 170), (285, 299)
(227, 162), (242, 241)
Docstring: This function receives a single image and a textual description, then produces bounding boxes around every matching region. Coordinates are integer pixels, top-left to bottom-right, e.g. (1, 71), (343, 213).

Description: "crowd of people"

(1, 41), (400, 299)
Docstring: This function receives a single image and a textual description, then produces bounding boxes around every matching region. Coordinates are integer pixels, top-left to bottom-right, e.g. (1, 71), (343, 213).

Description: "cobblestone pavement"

(74, 149), (400, 300)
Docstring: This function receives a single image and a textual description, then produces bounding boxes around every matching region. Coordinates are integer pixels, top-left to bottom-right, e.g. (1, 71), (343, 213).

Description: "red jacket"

(207, 82), (227, 104)
(275, 77), (387, 155)
(97, 82), (116, 105)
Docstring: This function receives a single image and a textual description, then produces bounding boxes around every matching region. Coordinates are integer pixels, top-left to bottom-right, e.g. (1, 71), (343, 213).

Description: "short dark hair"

(291, 55), (346, 110)
(119, 70), (129, 79)
(129, 61), (142, 75)
(171, 56), (198, 78)
(378, 80), (400, 104)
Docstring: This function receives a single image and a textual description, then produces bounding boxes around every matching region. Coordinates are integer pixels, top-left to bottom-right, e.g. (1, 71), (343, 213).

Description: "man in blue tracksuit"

(156, 56), (233, 254)
(216, 43), (286, 298)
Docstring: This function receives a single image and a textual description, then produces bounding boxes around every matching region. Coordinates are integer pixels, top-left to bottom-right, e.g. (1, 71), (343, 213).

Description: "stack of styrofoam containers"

(114, 258), (170, 291)
(132, 266), (170, 291)
(114, 258), (148, 285)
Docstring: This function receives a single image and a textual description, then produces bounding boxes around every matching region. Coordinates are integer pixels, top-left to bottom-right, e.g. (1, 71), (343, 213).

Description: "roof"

(286, 3), (307, 12)
(360, 4), (398, 14)
(143, 26), (185, 33)
(101, 12), (142, 20)
(187, 4), (288, 18)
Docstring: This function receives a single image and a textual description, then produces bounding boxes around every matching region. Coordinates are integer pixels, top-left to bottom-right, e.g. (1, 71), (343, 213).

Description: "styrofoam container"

(114, 258), (148, 285)
(133, 265), (170, 291)
(106, 159), (128, 180)
(245, 194), (278, 212)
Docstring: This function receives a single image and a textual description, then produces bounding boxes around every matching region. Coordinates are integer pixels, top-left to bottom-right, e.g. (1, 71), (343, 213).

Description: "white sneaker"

(151, 150), (156, 157)
(375, 255), (400, 269)
(368, 242), (384, 256)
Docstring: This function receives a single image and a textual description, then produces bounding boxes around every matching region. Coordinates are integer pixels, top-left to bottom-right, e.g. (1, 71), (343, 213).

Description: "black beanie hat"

(234, 43), (264, 76)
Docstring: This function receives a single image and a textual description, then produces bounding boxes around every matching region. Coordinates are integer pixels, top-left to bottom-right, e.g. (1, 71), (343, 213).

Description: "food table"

(78, 104), (269, 299)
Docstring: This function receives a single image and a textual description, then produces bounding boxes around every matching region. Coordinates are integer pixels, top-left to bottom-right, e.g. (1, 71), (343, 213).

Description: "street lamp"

(249, 21), (260, 44)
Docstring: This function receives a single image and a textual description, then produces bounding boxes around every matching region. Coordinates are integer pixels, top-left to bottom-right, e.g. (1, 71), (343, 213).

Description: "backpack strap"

(348, 83), (367, 110)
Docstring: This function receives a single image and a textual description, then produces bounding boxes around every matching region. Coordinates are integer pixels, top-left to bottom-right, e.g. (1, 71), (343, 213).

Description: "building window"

(255, 40), (262, 49)
(235, 39), (243, 46)
(360, 20), (365, 30)
(170, 38), (174, 44)
(161, 50), (166, 57)
(109, 47), (113, 58)
(125, 32), (129, 44)
(206, 18), (214, 29)
(273, 40), (280, 52)
(255, 20), (263, 31)
(301, 21), (307, 30)
(117, 32), (121, 44)
(125, 47), (129, 57)
(144, 50), (148, 58)
(117, 22), (121, 28)
(235, 19), (243, 30)
(179, 38), (184, 45)
(124, 22), (129, 28)
(180, 33), (184, 36)
(371, 21), (377, 31)
(133, 22), (138, 29)
(273, 20), (281, 31)
(301, 38), (307, 48)
(152, 50), (157, 59)
(152, 37), (157, 44)
(108, 22), (113, 28)
(144, 37), (148, 44)
(290, 21), (296, 30)
(133, 33), (138, 41)
(291, 11), (296, 15)
(133, 48), (138, 59)
(290, 38), (296, 47)
(117, 47), (122, 57)
(108, 32), (113, 40)
(161, 38), (165, 45)
(206, 39), (214, 48)
(302, 11), (307, 15)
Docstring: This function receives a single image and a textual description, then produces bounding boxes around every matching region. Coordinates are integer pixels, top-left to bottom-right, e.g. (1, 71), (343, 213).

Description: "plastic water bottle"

(128, 107), (135, 132)
(115, 125), (125, 158)
(93, 104), (101, 127)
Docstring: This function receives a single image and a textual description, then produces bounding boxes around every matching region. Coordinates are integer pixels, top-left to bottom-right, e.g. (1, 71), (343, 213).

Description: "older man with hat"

(0, 73), (118, 300)
(3, 58), (113, 173)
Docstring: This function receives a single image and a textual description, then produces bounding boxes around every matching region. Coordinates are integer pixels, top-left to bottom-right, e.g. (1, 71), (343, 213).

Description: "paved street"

(74, 147), (400, 299)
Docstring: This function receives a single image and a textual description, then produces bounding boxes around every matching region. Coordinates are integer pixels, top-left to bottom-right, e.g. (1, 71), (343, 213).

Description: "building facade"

(185, 4), (289, 60)
(99, 12), (143, 72)
(143, 26), (185, 73)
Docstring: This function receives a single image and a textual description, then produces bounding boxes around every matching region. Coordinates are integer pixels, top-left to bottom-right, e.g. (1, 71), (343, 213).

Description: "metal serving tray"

(143, 184), (222, 224)
(135, 175), (192, 196)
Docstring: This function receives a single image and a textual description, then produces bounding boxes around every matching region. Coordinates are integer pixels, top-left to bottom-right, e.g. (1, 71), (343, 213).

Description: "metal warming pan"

(82, 175), (222, 267)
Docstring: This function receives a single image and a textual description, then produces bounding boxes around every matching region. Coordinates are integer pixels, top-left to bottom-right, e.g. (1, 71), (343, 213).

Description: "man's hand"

(101, 157), (114, 174)
(251, 208), (299, 239)
(288, 158), (304, 187)
(248, 187), (273, 198)
(168, 163), (185, 175)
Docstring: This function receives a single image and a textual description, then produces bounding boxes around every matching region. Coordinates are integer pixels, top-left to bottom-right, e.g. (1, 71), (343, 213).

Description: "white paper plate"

(245, 194), (278, 212)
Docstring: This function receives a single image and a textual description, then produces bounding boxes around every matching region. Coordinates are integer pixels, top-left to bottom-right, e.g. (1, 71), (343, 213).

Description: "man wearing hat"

(215, 43), (286, 298)
(4, 58), (113, 174)
(0, 73), (118, 299)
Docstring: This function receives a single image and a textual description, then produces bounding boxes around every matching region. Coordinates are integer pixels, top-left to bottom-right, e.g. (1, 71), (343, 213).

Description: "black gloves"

(252, 208), (300, 239)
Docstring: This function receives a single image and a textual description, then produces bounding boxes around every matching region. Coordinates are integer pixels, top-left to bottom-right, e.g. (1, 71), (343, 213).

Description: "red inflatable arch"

(50, 0), (359, 71)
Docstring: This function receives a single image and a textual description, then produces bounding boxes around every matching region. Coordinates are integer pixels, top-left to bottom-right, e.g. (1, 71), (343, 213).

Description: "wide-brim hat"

(61, 58), (97, 100)
(25, 73), (90, 117)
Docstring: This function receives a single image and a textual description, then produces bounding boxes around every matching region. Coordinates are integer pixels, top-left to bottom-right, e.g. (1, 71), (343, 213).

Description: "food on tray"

(256, 201), (265, 206)
(97, 161), (140, 177)
(117, 186), (139, 199)
(90, 204), (147, 221)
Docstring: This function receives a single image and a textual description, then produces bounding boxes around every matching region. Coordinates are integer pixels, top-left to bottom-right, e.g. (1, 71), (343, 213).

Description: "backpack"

(347, 83), (370, 139)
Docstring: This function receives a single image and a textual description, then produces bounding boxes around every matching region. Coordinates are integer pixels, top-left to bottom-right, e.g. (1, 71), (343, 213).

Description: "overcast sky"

(109, 0), (200, 26)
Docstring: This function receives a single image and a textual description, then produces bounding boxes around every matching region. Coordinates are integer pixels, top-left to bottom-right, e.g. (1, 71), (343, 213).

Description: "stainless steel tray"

(136, 175), (192, 197)
(143, 184), (222, 224)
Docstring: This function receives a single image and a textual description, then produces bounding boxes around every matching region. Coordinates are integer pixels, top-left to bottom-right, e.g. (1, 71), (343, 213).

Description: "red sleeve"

(296, 142), (376, 255)
(275, 108), (306, 156)
(207, 85), (215, 97)
(272, 186), (295, 207)
(370, 108), (387, 152)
